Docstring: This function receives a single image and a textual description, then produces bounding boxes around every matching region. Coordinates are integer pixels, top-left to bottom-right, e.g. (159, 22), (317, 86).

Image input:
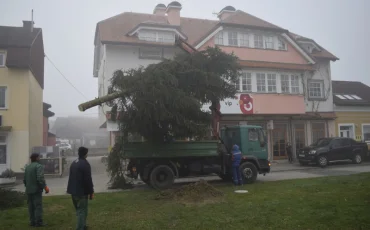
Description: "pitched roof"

(332, 80), (370, 106)
(289, 32), (338, 61)
(0, 26), (41, 48)
(96, 9), (337, 62)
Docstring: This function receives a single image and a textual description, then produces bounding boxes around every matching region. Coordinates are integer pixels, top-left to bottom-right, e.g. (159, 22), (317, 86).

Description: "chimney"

(23, 20), (34, 32)
(166, 1), (182, 26)
(153, 3), (166, 16)
(217, 6), (236, 21)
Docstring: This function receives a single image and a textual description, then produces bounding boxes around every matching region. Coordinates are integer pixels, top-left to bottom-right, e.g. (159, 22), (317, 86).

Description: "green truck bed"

(123, 141), (219, 158)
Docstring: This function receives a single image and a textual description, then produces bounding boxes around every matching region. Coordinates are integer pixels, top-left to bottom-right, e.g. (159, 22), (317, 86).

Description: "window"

(254, 35), (264, 48)
(138, 30), (175, 43)
(281, 74), (290, 93)
(362, 124), (370, 142)
(0, 86), (7, 108)
(278, 38), (287, 50)
(215, 32), (223, 45)
(239, 33), (249, 47)
(312, 122), (325, 143)
(343, 95), (354, 100)
(249, 128), (258, 141)
(335, 95), (346, 100)
(241, 73), (252, 92)
(265, 36), (274, 49)
(139, 47), (163, 60)
(228, 32), (238, 46)
(0, 52), (5, 67)
(0, 136), (6, 164)
(291, 75), (300, 94)
(256, 73), (266, 92)
(235, 77), (241, 91)
(267, 74), (276, 92)
(351, 95), (362, 100)
(308, 81), (324, 98)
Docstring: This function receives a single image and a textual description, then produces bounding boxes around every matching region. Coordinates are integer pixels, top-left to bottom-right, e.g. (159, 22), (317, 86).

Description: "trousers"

(27, 192), (43, 225)
(72, 195), (88, 230)
(232, 165), (242, 185)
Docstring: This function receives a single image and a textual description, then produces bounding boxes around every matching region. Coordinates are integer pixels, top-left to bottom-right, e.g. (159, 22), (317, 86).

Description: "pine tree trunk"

(78, 91), (126, 112)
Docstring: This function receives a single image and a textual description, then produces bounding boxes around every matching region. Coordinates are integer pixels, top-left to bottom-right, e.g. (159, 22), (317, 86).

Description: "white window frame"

(0, 86), (8, 109)
(362, 123), (370, 142)
(278, 38), (287, 50)
(254, 34), (264, 49)
(338, 123), (355, 139)
(0, 134), (7, 165)
(239, 32), (249, 47)
(290, 75), (300, 94)
(308, 80), (324, 99)
(267, 73), (277, 92)
(138, 30), (175, 43)
(256, 73), (266, 92)
(0, 52), (5, 67)
(280, 74), (290, 93)
(215, 32), (224, 45)
(228, 31), (238, 46)
(138, 47), (163, 60)
(240, 72), (252, 92)
(265, 36), (274, 49)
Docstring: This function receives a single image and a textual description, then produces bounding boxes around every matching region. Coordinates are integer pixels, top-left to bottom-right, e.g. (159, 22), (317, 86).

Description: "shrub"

(0, 188), (26, 210)
(0, 169), (15, 178)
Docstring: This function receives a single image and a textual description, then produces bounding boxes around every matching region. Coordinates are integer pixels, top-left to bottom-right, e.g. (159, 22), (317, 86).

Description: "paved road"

(10, 156), (370, 196)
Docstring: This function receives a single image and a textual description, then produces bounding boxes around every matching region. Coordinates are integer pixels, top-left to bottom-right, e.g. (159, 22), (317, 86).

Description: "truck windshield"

(311, 138), (331, 147)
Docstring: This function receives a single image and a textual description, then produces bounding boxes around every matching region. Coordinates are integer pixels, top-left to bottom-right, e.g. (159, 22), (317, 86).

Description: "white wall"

(97, 44), (182, 126)
(304, 60), (334, 112)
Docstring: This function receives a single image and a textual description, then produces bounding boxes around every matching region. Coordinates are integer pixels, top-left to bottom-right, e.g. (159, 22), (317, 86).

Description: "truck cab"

(218, 125), (270, 183)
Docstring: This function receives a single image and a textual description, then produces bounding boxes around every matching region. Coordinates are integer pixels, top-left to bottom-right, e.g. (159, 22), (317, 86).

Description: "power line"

(45, 54), (89, 100)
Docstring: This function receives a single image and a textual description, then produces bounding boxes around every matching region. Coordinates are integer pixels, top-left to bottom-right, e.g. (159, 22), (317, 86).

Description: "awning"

(0, 126), (12, 132)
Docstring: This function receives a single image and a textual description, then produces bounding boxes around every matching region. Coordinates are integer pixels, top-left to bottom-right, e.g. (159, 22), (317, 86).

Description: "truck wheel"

(149, 165), (175, 190)
(240, 162), (258, 184)
(352, 154), (362, 164)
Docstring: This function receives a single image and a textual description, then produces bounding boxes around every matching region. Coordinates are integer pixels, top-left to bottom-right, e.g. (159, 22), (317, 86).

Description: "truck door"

(329, 139), (346, 161)
(247, 128), (265, 159)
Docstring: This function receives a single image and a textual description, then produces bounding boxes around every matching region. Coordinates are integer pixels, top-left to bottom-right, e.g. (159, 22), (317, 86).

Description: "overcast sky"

(1, 0), (369, 118)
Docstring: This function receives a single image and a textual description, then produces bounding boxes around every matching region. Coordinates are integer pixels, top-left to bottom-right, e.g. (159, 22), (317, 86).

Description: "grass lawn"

(1, 173), (370, 230)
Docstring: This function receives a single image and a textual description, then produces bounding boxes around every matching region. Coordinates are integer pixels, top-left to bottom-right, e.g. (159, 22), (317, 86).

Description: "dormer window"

(138, 30), (175, 43)
(0, 52), (5, 67)
(278, 38), (287, 50)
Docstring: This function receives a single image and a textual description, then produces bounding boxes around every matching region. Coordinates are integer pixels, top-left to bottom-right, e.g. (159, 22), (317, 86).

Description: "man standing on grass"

(67, 147), (94, 230)
(231, 144), (243, 186)
(24, 153), (50, 227)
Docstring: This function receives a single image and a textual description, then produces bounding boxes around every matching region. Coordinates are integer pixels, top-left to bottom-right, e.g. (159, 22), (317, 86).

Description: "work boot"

(35, 222), (47, 227)
(29, 222), (35, 227)
(84, 226), (89, 230)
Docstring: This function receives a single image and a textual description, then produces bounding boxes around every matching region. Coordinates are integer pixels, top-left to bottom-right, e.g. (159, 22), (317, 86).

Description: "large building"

(0, 21), (44, 173)
(93, 2), (338, 160)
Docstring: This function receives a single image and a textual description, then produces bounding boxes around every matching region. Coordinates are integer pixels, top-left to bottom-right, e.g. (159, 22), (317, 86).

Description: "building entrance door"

(272, 124), (287, 159)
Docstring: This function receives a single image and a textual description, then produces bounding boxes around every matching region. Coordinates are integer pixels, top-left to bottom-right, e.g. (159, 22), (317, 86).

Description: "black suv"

(297, 137), (368, 167)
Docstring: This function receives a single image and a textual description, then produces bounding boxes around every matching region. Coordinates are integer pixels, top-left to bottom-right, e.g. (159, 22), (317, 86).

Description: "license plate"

(299, 154), (305, 157)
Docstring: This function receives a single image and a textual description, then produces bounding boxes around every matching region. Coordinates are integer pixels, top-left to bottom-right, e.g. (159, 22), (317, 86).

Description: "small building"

(333, 80), (370, 143)
(0, 20), (44, 173)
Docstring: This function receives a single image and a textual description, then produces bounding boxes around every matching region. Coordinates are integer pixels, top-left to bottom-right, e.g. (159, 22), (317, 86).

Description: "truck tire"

(239, 162), (258, 184)
(149, 165), (175, 190)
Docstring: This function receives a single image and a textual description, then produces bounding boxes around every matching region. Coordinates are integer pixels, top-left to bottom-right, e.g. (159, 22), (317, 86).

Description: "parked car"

(57, 143), (72, 151)
(297, 137), (368, 167)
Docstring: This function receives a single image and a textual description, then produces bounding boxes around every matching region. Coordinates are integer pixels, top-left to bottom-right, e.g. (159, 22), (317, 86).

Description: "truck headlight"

(309, 150), (316, 155)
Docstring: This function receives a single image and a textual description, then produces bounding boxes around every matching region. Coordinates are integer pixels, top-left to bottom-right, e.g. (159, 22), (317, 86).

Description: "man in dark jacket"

(24, 153), (49, 227)
(67, 147), (94, 230)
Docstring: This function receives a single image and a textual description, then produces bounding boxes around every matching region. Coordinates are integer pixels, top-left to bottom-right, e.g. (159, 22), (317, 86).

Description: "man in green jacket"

(24, 153), (50, 227)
